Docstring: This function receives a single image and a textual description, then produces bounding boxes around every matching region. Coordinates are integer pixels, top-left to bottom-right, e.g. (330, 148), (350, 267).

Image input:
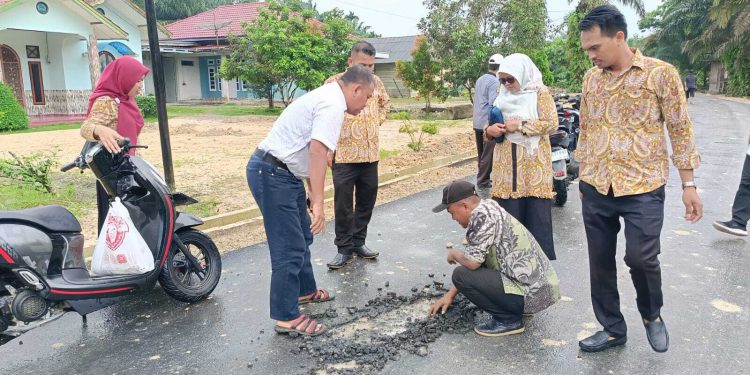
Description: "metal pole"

(144, 0), (175, 190)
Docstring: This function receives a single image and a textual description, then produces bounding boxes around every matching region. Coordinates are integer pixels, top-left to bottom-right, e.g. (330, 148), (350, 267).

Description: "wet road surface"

(1, 94), (748, 374)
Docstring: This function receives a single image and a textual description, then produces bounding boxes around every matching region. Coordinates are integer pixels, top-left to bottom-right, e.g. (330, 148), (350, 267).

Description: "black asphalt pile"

(295, 281), (481, 375)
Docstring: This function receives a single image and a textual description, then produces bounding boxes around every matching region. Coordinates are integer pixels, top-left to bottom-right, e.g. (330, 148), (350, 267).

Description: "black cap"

(432, 180), (478, 213)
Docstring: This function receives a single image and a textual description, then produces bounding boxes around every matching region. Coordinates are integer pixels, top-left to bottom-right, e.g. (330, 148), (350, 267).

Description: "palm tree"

(684, 0), (750, 60)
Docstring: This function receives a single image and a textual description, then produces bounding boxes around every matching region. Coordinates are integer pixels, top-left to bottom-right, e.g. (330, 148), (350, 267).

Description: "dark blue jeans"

(246, 155), (317, 321)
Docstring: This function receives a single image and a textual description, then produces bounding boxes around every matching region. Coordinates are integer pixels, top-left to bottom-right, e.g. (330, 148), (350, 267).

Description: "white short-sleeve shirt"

(258, 82), (347, 178)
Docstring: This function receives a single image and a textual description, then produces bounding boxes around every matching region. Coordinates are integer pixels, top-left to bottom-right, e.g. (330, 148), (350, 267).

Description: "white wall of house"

(94, 3), (144, 62)
(176, 57), (202, 100)
(0, 0), (93, 37)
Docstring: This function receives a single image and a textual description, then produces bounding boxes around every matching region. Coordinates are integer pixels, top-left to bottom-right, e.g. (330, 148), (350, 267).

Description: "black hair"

(579, 5), (628, 39)
(340, 65), (374, 86)
(351, 41), (376, 57)
(489, 63), (500, 71)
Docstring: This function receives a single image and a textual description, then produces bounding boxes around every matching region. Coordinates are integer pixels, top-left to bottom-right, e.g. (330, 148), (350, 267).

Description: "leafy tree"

(419, 0), (548, 102)
(396, 36), (447, 110)
(639, 0), (750, 96)
(320, 8), (381, 38)
(219, 0), (354, 107)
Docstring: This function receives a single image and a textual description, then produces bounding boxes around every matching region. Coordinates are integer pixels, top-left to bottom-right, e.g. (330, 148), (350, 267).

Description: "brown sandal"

(274, 314), (327, 337)
(298, 288), (335, 305)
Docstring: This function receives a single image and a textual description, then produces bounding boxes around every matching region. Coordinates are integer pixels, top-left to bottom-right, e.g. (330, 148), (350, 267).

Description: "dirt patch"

(1, 115), (473, 246)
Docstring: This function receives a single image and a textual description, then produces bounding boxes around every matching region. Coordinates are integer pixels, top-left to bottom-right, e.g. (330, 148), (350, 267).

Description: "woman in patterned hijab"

(485, 53), (558, 260)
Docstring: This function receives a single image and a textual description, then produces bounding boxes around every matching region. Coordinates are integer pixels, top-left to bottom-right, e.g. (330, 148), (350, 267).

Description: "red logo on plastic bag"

(105, 215), (130, 251)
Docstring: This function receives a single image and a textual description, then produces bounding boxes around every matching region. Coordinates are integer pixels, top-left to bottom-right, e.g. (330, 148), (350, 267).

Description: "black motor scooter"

(0, 139), (221, 336)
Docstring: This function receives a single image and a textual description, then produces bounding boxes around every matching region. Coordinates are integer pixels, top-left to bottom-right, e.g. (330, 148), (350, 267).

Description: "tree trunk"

(267, 87), (274, 109)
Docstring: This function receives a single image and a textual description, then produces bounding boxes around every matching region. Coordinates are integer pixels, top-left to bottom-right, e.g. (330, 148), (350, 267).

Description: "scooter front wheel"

(159, 229), (222, 303)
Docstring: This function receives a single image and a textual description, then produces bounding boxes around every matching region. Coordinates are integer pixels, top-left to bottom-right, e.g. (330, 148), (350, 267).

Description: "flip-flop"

(274, 314), (327, 337)
(298, 288), (335, 305)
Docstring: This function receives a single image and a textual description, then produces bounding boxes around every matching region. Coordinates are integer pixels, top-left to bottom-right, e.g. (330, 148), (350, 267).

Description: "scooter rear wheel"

(159, 229), (221, 303)
(553, 179), (568, 207)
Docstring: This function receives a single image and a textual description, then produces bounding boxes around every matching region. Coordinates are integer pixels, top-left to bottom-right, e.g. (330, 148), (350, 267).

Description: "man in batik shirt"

(326, 41), (391, 269)
(577, 5), (702, 353)
(429, 180), (560, 337)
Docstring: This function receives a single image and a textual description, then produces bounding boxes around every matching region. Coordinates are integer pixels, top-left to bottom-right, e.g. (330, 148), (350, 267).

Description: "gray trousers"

(474, 129), (496, 189)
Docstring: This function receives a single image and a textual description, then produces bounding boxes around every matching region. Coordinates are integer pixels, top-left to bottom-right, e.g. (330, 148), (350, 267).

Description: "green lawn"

(163, 103), (282, 118)
(1, 104), (282, 135)
(389, 96), (470, 106)
(0, 183), (92, 217)
(6, 122), (83, 134)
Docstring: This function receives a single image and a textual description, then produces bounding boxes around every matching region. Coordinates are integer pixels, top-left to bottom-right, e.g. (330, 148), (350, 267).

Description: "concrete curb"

(82, 151), (476, 256)
(199, 150), (476, 235)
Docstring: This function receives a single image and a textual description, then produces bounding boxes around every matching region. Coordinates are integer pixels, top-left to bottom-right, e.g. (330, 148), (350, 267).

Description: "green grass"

(0, 183), (91, 217)
(389, 96), (470, 106)
(1, 122), (82, 135)
(379, 149), (400, 159)
(163, 104), (282, 118)
(183, 196), (220, 218)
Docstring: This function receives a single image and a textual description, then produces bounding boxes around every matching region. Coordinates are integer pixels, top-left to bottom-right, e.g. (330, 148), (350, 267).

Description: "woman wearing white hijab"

(485, 53), (558, 260)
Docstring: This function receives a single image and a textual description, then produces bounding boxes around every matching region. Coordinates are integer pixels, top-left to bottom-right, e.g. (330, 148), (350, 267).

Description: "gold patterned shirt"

(80, 96), (118, 141)
(325, 73), (390, 163)
(578, 49), (701, 196)
(492, 87), (558, 199)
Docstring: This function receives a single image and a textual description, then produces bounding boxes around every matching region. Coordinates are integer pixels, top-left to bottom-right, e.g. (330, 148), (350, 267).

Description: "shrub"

(396, 111), (439, 152)
(0, 82), (29, 132)
(0, 150), (57, 193)
(135, 95), (157, 117)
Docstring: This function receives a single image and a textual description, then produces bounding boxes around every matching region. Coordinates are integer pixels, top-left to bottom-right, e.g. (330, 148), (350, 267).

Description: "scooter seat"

(0, 205), (81, 233)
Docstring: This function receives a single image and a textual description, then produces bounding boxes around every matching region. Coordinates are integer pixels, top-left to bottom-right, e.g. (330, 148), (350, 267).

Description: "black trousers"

(452, 266), (524, 323)
(474, 129), (496, 189)
(580, 181), (665, 338)
(96, 182), (110, 233)
(333, 161), (378, 255)
(494, 197), (556, 260)
(731, 154), (750, 226)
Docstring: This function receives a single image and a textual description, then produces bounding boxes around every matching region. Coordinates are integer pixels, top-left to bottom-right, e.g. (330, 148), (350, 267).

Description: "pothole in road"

(295, 283), (482, 375)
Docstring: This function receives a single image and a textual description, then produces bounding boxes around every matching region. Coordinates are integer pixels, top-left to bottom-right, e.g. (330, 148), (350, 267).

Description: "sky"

(311, 0), (664, 38)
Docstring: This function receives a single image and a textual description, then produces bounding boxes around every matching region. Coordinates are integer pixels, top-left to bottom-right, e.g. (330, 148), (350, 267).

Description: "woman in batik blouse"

(485, 53), (558, 260)
(80, 56), (150, 230)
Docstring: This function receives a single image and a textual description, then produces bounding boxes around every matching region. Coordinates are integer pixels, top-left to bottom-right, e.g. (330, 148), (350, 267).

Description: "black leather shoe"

(579, 331), (627, 352)
(644, 316), (669, 353)
(353, 245), (379, 259)
(327, 254), (353, 270)
(473, 318), (525, 337)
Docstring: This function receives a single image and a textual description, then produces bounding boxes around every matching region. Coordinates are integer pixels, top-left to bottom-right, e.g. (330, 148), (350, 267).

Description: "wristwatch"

(520, 120), (529, 135)
(682, 181), (697, 190)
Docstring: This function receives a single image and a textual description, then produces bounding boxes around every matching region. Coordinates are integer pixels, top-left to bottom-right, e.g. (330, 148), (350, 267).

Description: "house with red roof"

(0, 0), (167, 125)
(144, 2), (320, 103)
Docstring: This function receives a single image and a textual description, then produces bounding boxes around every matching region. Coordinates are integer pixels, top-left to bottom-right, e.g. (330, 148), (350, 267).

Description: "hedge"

(0, 82), (29, 132)
(135, 95), (157, 117)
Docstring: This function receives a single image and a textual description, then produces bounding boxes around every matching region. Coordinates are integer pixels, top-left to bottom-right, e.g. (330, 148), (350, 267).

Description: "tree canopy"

(219, 0), (354, 107)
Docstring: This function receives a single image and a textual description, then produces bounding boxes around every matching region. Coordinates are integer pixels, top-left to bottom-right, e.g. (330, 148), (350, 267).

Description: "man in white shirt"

(246, 65), (374, 337)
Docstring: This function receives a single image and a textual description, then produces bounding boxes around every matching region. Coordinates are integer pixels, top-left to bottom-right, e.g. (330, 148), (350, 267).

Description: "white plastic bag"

(92, 198), (155, 275)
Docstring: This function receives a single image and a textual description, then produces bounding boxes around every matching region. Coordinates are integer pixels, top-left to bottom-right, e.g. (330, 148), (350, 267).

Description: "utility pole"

(144, 0), (175, 190)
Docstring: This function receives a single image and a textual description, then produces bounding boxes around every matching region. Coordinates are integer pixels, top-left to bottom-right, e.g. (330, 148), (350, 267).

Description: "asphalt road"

(1, 94), (748, 375)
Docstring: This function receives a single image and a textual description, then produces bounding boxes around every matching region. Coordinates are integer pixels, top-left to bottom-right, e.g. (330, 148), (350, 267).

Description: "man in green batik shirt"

(429, 180), (560, 337)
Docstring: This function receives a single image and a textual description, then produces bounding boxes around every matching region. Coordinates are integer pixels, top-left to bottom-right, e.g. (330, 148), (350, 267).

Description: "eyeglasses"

(500, 77), (516, 85)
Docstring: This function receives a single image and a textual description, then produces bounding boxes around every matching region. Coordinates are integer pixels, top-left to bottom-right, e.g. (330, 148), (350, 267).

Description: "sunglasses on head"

(500, 77), (516, 85)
